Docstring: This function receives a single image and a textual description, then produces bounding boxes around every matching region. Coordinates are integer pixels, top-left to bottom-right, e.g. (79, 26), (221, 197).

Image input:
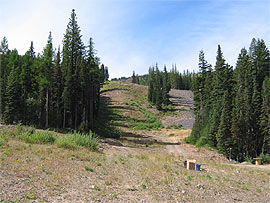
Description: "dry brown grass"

(1, 82), (270, 202)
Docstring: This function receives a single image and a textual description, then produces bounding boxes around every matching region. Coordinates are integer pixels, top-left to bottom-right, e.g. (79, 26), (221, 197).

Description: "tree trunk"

(45, 87), (49, 128)
(63, 105), (66, 129)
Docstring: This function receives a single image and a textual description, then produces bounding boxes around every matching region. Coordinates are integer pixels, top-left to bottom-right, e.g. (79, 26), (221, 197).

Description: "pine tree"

(208, 45), (228, 147)
(20, 41), (38, 124)
(51, 47), (62, 128)
(162, 65), (169, 106)
(155, 66), (162, 110)
(4, 66), (21, 124)
(0, 37), (9, 122)
(231, 48), (251, 160)
(217, 90), (233, 156)
(261, 77), (270, 154)
(148, 67), (154, 103)
(132, 71), (136, 83)
(39, 32), (54, 127)
(104, 66), (109, 81)
(100, 64), (105, 83)
(62, 9), (84, 129)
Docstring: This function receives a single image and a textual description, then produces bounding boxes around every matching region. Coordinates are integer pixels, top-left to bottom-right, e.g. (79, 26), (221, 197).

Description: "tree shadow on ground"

(120, 132), (180, 146)
(94, 95), (123, 138)
(100, 88), (128, 94)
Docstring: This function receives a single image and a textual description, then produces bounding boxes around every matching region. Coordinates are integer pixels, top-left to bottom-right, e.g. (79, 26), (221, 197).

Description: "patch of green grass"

(105, 180), (112, 186)
(42, 168), (52, 175)
(187, 176), (193, 181)
(124, 102), (163, 131)
(97, 162), (102, 166)
(85, 166), (94, 172)
(56, 131), (99, 150)
(25, 190), (37, 200)
(166, 124), (183, 130)
(111, 192), (118, 199)
(13, 124), (35, 138)
(19, 131), (55, 144)
(0, 130), (9, 147)
(93, 185), (101, 191)
(140, 184), (147, 189)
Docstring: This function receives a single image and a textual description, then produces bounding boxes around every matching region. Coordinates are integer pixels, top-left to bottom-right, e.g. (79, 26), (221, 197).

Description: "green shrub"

(244, 156), (254, 164)
(56, 131), (99, 150)
(195, 136), (208, 147)
(259, 153), (270, 164)
(184, 136), (196, 145)
(20, 131), (55, 144)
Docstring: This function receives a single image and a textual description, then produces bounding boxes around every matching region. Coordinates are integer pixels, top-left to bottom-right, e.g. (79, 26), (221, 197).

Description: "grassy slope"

(0, 81), (269, 202)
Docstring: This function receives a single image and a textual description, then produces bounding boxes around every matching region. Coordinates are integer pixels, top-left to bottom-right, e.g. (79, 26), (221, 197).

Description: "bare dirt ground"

(162, 89), (195, 129)
(1, 81), (269, 202)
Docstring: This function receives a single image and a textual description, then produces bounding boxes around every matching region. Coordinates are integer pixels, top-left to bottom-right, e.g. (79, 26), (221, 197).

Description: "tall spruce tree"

(51, 47), (62, 128)
(39, 32), (54, 127)
(62, 9), (84, 129)
(216, 90), (233, 156)
(4, 66), (21, 124)
(0, 37), (9, 122)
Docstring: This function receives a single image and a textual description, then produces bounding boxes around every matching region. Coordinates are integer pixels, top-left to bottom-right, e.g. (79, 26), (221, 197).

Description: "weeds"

(0, 130), (9, 146)
(56, 131), (99, 150)
(85, 166), (94, 172)
(166, 124), (183, 130)
(20, 131), (55, 144)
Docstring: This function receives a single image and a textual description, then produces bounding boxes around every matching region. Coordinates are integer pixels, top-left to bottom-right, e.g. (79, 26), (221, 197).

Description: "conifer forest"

(0, 9), (109, 131)
(189, 39), (270, 161)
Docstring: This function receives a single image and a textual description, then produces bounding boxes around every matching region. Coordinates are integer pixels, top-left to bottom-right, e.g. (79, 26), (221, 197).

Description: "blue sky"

(0, 0), (269, 79)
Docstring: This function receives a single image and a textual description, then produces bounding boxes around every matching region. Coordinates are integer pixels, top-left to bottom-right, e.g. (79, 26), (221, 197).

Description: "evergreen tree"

(148, 67), (154, 103)
(162, 65), (170, 106)
(216, 90), (233, 156)
(132, 71), (136, 83)
(0, 37), (9, 122)
(231, 48), (251, 160)
(20, 41), (38, 124)
(155, 67), (162, 110)
(104, 66), (109, 81)
(261, 77), (270, 154)
(62, 9), (84, 129)
(51, 47), (62, 128)
(39, 32), (54, 127)
(4, 66), (21, 124)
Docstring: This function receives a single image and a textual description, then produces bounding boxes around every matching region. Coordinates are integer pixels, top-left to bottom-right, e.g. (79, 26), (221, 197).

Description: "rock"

(196, 184), (204, 189)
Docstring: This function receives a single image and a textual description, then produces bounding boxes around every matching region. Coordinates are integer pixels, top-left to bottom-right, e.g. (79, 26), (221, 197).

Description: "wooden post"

(253, 158), (262, 165)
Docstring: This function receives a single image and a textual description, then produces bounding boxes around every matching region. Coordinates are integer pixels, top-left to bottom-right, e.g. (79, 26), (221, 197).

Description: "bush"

(195, 136), (208, 147)
(56, 131), (99, 150)
(259, 153), (270, 164)
(20, 131), (55, 144)
(244, 156), (254, 164)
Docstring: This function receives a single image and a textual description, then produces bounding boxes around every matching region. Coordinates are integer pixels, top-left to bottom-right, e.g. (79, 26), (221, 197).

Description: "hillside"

(0, 81), (269, 202)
